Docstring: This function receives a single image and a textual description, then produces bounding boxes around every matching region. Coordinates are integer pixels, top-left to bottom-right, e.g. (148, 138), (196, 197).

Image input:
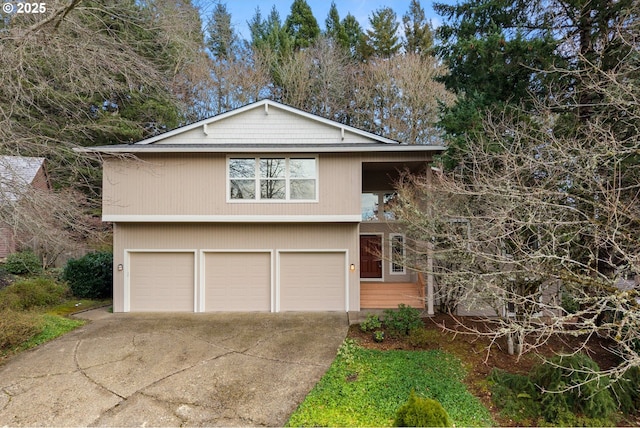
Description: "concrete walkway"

(0, 308), (348, 427)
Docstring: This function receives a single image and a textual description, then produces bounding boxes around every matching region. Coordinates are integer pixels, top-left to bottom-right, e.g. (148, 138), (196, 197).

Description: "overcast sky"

(196, 1), (451, 41)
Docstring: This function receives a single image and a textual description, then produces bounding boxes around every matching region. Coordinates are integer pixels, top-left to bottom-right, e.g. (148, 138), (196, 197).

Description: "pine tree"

(206, 2), (238, 60)
(284, 0), (320, 50)
(403, 0), (434, 56)
(325, 2), (348, 50)
(341, 13), (364, 59)
(363, 7), (401, 59)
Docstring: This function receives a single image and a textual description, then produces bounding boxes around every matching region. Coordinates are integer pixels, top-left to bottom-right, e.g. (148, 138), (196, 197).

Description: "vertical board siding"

(112, 223), (359, 312)
(103, 153), (361, 217)
(359, 223), (414, 283)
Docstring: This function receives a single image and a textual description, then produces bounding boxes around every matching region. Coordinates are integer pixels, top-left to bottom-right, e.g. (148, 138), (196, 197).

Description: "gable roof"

(0, 156), (47, 202)
(78, 99), (445, 154)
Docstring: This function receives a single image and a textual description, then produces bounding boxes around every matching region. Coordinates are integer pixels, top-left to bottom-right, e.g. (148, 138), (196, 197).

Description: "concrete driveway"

(0, 308), (348, 427)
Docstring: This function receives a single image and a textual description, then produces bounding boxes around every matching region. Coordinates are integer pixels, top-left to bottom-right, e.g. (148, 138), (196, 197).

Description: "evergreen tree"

(341, 13), (364, 59)
(434, 0), (559, 168)
(249, 6), (293, 58)
(284, 0), (320, 50)
(325, 2), (348, 50)
(403, 0), (434, 56)
(363, 7), (401, 59)
(206, 2), (238, 60)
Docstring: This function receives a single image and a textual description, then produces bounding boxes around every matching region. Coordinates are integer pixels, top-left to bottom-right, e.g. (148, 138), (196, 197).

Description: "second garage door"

(279, 252), (346, 311)
(204, 252), (271, 311)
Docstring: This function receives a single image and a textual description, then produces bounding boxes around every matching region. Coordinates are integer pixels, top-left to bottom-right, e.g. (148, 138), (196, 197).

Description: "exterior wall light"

(350, 264), (356, 272)
(117, 264), (123, 271)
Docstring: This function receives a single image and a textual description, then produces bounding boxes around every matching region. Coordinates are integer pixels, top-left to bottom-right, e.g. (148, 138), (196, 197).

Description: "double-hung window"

(228, 157), (317, 201)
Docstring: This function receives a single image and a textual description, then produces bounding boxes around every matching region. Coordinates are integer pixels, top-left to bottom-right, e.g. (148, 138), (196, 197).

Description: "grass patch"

(18, 314), (84, 351)
(286, 340), (493, 427)
(47, 299), (111, 316)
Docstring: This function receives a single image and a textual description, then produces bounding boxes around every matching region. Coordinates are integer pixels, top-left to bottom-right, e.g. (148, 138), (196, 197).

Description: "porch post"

(426, 165), (435, 316)
(427, 242), (434, 315)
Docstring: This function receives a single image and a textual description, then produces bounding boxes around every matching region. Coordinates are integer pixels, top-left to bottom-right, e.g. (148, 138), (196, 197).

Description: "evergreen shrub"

(611, 366), (640, 414)
(531, 353), (616, 424)
(3, 251), (42, 275)
(0, 277), (69, 310)
(488, 368), (541, 421)
(63, 251), (113, 298)
(384, 304), (423, 337)
(394, 390), (452, 427)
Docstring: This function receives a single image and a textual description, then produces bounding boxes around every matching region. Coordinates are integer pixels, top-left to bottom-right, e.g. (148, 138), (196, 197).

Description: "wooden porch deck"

(360, 279), (425, 309)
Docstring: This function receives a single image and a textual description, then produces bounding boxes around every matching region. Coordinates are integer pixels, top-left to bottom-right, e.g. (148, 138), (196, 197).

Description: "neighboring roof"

(77, 99), (446, 154)
(0, 156), (47, 202)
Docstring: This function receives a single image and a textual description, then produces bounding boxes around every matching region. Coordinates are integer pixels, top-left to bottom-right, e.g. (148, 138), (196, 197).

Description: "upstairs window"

(228, 157), (317, 202)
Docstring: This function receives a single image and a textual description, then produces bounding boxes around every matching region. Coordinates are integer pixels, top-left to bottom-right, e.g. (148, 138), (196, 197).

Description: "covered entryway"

(278, 251), (347, 311)
(128, 251), (195, 312)
(203, 251), (272, 312)
(360, 235), (382, 279)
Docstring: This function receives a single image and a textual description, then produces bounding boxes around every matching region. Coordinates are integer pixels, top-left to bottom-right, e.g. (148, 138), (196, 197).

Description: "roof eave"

(76, 145), (447, 154)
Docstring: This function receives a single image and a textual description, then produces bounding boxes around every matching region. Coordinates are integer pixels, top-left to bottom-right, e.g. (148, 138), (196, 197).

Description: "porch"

(360, 274), (425, 309)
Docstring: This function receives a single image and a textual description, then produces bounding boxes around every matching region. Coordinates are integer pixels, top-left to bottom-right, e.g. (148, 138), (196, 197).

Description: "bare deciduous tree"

(396, 19), (640, 379)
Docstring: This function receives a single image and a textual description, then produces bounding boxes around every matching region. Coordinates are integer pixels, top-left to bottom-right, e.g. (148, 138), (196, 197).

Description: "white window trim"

(389, 233), (406, 275)
(227, 156), (319, 203)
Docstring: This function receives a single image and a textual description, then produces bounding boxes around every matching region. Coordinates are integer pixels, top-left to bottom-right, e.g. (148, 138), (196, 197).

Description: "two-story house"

(84, 100), (443, 313)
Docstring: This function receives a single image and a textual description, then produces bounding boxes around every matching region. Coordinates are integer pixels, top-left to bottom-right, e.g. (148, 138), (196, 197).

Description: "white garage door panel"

(280, 252), (345, 311)
(130, 252), (194, 312)
(205, 252), (271, 311)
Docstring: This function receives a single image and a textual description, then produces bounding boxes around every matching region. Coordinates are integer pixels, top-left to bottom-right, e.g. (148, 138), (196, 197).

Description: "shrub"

(394, 390), (452, 427)
(531, 353), (616, 424)
(0, 277), (69, 310)
(384, 304), (423, 337)
(611, 366), (640, 414)
(63, 251), (113, 298)
(488, 368), (541, 422)
(3, 251), (42, 275)
(407, 327), (433, 348)
(0, 268), (14, 289)
(360, 313), (382, 332)
(0, 309), (43, 350)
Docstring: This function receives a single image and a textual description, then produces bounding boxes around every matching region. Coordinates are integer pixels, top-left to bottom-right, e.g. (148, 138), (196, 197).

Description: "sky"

(196, 1), (451, 42)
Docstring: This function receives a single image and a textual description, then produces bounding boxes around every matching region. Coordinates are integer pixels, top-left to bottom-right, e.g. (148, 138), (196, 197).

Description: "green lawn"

(287, 339), (494, 427)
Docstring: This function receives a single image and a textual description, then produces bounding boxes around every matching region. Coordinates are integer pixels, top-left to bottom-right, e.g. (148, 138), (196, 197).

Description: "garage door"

(129, 252), (195, 312)
(204, 252), (271, 311)
(279, 252), (346, 311)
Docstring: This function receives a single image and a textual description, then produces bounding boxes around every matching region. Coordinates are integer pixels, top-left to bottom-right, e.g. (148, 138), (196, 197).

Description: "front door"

(360, 235), (382, 279)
